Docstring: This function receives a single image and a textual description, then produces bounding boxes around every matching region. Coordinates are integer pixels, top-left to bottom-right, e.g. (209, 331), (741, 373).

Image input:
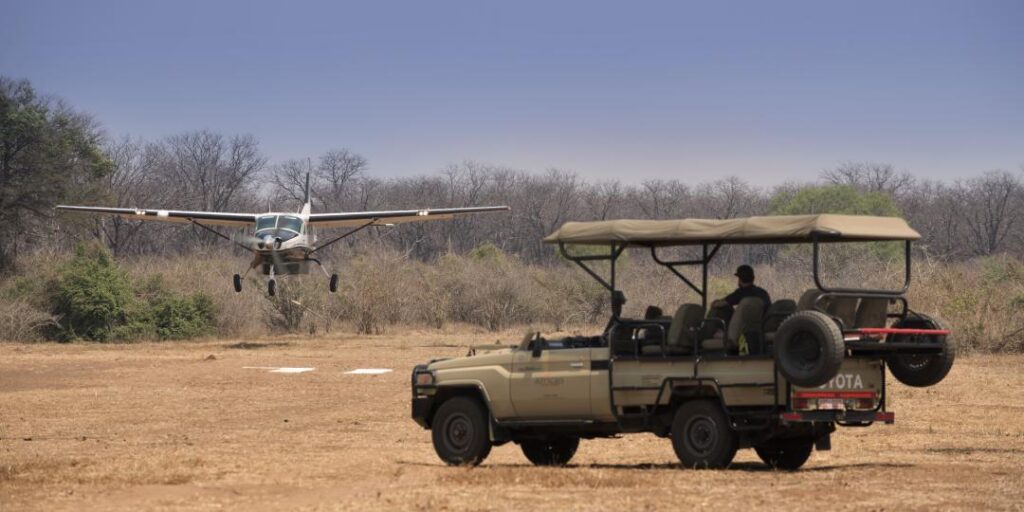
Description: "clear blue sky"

(3, 0), (1022, 184)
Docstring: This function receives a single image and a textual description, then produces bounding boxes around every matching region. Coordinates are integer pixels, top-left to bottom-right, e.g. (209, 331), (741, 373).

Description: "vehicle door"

(510, 341), (591, 418)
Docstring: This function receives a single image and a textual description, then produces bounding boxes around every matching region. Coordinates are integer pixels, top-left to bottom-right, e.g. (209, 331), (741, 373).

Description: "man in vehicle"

(698, 265), (772, 346)
(711, 264), (772, 312)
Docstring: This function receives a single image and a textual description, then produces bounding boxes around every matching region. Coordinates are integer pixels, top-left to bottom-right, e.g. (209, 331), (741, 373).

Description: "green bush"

(52, 244), (138, 341)
(49, 245), (216, 342)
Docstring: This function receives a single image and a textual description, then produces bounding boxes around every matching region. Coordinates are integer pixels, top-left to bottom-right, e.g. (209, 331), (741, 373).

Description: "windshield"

(279, 216), (303, 233)
(255, 215), (304, 234)
(256, 215), (277, 231)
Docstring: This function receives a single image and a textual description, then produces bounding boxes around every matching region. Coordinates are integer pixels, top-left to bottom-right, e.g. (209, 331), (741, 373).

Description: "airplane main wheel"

(329, 274), (339, 293)
(233, 274), (242, 293)
(268, 279), (276, 297)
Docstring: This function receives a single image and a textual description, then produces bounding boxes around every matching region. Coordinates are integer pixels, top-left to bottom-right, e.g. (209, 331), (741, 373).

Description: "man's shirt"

(724, 285), (772, 311)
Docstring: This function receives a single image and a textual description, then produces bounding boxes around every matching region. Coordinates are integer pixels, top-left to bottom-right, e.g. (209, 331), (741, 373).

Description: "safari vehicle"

(411, 215), (955, 470)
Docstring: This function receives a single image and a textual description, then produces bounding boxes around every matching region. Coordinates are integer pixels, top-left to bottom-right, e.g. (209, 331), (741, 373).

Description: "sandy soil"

(2, 332), (1023, 511)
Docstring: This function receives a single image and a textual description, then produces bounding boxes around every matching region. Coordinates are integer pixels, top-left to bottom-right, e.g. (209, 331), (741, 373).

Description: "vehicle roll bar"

(812, 237), (911, 296)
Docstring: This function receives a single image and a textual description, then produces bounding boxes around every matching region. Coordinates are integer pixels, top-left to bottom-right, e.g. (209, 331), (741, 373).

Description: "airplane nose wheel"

(233, 274), (242, 293)
(268, 279), (276, 297)
(329, 274), (338, 293)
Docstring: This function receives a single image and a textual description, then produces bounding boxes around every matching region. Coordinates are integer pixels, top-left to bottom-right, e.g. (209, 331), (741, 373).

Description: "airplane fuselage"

(252, 211), (316, 275)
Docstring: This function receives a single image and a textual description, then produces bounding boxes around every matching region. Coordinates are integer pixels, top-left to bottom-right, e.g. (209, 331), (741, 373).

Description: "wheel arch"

(426, 384), (494, 429)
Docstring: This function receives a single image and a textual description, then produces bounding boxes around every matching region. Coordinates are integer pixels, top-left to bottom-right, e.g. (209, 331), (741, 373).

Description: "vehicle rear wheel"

(671, 400), (738, 469)
(774, 311), (845, 387)
(520, 437), (579, 466)
(329, 274), (339, 293)
(431, 396), (492, 466)
(754, 439), (814, 470)
(887, 314), (955, 387)
(233, 274), (242, 293)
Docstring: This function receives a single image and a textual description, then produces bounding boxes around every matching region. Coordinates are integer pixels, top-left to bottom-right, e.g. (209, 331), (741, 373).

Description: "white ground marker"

(243, 366), (316, 374)
(345, 368), (393, 375)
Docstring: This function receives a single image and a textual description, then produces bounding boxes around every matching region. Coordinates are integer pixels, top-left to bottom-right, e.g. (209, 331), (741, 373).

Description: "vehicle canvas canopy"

(542, 214), (920, 246)
(544, 214), (921, 313)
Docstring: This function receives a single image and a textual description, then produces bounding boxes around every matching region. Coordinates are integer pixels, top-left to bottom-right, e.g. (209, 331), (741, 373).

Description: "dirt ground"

(2, 332), (1023, 511)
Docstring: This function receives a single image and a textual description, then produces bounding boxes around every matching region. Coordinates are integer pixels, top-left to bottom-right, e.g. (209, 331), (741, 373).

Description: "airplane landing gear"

(309, 257), (339, 293)
(267, 265), (277, 297)
(233, 274), (242, 293)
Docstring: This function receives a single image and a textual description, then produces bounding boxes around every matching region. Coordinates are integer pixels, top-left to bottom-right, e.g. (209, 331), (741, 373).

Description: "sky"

(2, 0), (1022, 185)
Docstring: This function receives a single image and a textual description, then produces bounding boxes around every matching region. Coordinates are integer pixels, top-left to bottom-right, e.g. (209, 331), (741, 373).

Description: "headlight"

(414, 371), (435, 387)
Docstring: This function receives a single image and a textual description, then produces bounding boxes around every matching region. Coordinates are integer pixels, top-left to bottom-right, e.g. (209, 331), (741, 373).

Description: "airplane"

(56, 175), (509, 296)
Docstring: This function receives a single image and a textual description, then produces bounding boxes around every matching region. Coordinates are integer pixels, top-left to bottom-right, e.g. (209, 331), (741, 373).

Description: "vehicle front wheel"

(431, 396), (492, 466)
(671, 400), (738, 469)
(520, 437), (579, 466)
(233, 274), (242, 293)
(754, 439), (814, 470)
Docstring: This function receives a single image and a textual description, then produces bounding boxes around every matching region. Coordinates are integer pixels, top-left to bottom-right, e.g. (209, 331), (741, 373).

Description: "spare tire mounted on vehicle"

(886, 314), (955, 387)
(773, 311), (845, 388)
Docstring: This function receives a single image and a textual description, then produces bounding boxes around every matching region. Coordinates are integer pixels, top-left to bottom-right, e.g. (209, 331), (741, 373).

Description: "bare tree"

(953, 171), (1024, 256)
(98, 137), (166, 255)
(821, 161), (915, 198)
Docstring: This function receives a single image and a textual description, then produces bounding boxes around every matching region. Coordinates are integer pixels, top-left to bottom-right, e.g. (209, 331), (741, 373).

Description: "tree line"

(3, 76), (1023, 274)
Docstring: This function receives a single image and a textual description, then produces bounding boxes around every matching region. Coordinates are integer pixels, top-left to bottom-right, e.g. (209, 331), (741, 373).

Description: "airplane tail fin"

(299, 172), (312, 216)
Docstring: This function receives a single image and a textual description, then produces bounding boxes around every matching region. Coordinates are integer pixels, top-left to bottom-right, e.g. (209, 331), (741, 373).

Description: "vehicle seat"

(703, 297), (764, 353)
(826, 297), (859, 329)
(642, 303), (704, 355)
(763, 299), (797, 342)
(855, 298), (890, 328)
(608, 324), (636, 356)
(797, 289), (825, 311)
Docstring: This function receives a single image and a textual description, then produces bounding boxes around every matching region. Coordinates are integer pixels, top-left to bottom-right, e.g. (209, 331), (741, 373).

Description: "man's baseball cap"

(735, 265), (755, 282)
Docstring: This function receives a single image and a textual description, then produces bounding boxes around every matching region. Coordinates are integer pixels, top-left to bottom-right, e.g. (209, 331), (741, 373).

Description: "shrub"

(48, 245), (217, 342)
(51, 244), (139, 341)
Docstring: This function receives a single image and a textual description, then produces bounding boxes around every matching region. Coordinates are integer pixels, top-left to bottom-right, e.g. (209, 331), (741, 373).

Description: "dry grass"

(1, 332), (1023, 511)
(3, 247), (1024, 352)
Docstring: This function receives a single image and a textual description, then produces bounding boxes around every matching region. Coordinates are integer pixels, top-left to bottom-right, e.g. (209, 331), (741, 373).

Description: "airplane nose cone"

(258, 235), (274, 249)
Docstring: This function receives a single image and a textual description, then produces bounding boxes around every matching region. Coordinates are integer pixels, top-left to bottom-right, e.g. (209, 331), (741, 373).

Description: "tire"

(431, 396), (492, 466)
(521, 437), (579, 466)
(267, 279), (276, 297)
(755, 439), (814, 470)
(233, 274), (242, 293)
(329, 274), (339, 293)
(774, 311), (845, 387)
(887, 315), (955, 387)
(671, 400), (738, 469)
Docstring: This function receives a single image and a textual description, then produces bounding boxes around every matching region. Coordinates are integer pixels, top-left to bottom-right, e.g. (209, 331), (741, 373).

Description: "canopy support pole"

(702, 244), (709, 311)
(650, 243), (721, 310)
(558, 242), (625, 293)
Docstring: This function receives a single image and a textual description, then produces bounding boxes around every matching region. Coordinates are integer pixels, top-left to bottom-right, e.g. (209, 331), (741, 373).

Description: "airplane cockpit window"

(256, 215), (277, 231)
(278, 216), (303, 233)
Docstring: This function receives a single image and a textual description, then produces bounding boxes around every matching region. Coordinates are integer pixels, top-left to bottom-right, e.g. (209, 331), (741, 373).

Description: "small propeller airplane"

(57, 175), (509, 296)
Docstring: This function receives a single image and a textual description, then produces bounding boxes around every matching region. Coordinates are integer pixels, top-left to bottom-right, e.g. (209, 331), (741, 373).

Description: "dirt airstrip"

(2, 332), (1023, 511)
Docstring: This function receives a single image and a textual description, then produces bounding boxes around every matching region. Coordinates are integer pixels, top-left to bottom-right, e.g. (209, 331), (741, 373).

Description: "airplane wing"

(56, 205), (256, 227)
(307, 206), (510, 228)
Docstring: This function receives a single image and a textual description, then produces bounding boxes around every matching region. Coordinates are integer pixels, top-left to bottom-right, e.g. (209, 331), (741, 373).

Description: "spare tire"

(774, 311), (845, 387)
(887, 314), (955, 387)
